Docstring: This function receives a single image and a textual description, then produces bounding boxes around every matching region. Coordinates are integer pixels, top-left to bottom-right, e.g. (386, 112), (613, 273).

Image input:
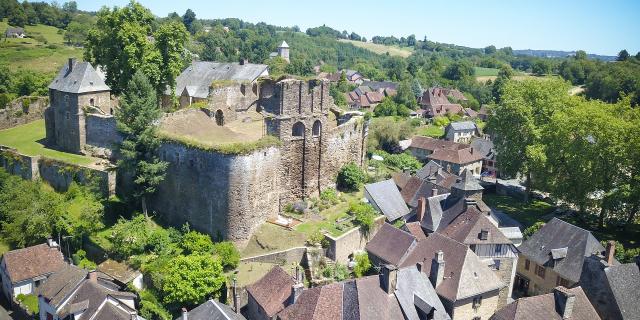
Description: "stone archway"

(215, 110), (224, 126)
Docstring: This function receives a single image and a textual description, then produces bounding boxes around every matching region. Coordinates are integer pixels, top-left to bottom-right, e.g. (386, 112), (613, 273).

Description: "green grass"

(483, 193), (555, 228)
(0, 19), (84, 73)
(16, 294), (39, 313)
(295, 190), (363, 237)
(474, 67), (500, 77)
(417, 125), (445, 138)
(0, 120), (95, 166)
(338, 39), (413, 58)
(241, 223), (308, 258)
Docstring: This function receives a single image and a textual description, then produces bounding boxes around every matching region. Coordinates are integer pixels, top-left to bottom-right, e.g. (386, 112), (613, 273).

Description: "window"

(495, 244), (503, 253)
(472, 296), (482, 309)
(524, 259), (530, 270)
(90, 98), (95, 106)
(493, 259), (501, 270)
(470, 244), (476, 253)
(557, 276), (570, 287)
(312, 120), (321, 137)
(292, 122), (305, 137)
(535, 265), (546, 279)
(65, 111), (70, 120)
(215, 110), (224, 126)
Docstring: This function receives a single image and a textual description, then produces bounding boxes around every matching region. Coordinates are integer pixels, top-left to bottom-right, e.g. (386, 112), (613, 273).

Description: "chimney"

(88, 270), (97, 283)
(416, 197), (426, 222)
(232, 277), (239, 314)
(554, 287), (576, 319)
(429, 251), (445, 288)
(605, 241), (616, 266)
(68, 58), (76, 72)
(380, 265), (398, 294)
(181, 308), (188, 320)
(431, 188), (438, 197)
(290, 282), (304, 304)
(240, 58), (248, 65)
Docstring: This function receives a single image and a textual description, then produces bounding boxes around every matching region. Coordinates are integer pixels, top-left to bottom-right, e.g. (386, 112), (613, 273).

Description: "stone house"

(393, 161), (459, 211)
(269, 41), (290, 62)
(427, 146), (484, 177)
(471, 136), (498, 178)
(245, 265), (300, 320)
(37, 264), (141, 320)
(0, 241), (65, 302)
(407, 136), (468, 162)
(491, 286), (601, 320)
(445, 121), (479, 143)
(4, 27), (25, 38)
(365, 223), (418, 267)
(419, 87), (465, 119)
(513, 218), (608, 297)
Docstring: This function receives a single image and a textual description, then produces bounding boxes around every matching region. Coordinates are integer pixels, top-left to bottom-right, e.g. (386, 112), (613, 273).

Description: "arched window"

(292, 122), (305, 137)
(215, 110), (224, 126)
(312, 120), (321, 137)
(89, 98), (95, 106)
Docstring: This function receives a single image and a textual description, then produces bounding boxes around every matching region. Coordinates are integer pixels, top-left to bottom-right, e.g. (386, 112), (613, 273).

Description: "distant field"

(474, 67), (500, 77)
(0, 19), (84, 73)
(338, 39), (413, 58)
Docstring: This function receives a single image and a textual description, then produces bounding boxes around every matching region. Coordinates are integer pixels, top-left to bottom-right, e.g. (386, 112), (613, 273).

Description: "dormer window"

(479, 229), (489, 240)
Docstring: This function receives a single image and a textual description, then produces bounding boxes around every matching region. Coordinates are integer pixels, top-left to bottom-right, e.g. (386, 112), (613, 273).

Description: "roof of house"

(37, 264), (88, 308)
(415, 161), (459, 190)
(97, 259), (141, 284)
(439, 206), (512, 245)
(518, 218), (606, 282)
(361, 81), (398, 91)
(2, 243), (65, 284)
(427, 147), (484, 165)
(421, 193), (451, 232)
(176, 299), (246, 320)
(470, 137), (496, 160)
(169, 61), (268, 98)
(246, 266), (295, 317)
(391, 172), (412, 190)
(365, 223), (416, 265)
(605, 261), (640, 319)
(364, 179), (410, 221)
(447, 121), (477, 131)
(464, 108), (478, 118)
(403, 222), (427, 241)
(399, 233), (504, 302)
(5, 27), (24, 34)
(396, 266), (451, 320)
(409, 136), (468, 152)
(491, 286), (601, 320)
(420, 87), (451, 107)
(451, 169), (484, 191)
(356, 271), (419, 320)
(425, 104), (464, 118)
(49, 60), (111, 94)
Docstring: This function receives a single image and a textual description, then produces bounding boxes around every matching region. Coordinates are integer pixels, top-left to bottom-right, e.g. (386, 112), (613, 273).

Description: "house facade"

(445, 121), (479, 143)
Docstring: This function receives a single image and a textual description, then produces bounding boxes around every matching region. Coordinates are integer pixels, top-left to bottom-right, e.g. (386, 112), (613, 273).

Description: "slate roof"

(391, 172), (411, 190)
(49, 60), (111, 94)
(470, 137), (496, 160)
(364, 179), (410, 221)
(605, 261), (640, 319)
(518, 218), (606, 282)
(246, 266), (294, 317)
(451, 169), (484, 191)
(365, 223), (416, 265)
(59, 279), (136, 319)
(169, 61), (268, 98)
(464, 108), (478, 118)
(421, 193), (450, 232)
(415, 161), (459, 191)
(439, 206), (512, 245)
(361, 80), (398, 91)
(428, 147), (484, 165)
(5, 27), (24, 35)
(491, 286), (601, 320)
(403, 222), (427, 241)
(355, 274), (407, 320)
(399, 233), (504, 302)
(396, 266), (451, 320)
(448, 121), (477, 131)
(2, 243), (65, 284)
(279, 41), (289, 48)
(176, 299), (246, 320)
(409, 136), (468, 153)
(37, 264), (88, 308)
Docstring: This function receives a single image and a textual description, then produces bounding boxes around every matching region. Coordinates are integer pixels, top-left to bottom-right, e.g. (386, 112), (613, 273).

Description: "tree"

(367, 117), (414, 152)
(531, 59), (552, 75)
(523, 222), (544, 240)
(181, 231), (214, 254)
(574, 50), (587, 60)
(161, 255), (226, 306)
(8, 3), (27, 27)
(348, 202), (377, 234)
(484, 45), (497, 54)
(115, 71), (168, 216)
(337, 162), (366, 191)
(154, 21), (189, 97)
(443, 60), (473, 80)
(109, 215), (150, 257)
(353, 253), (371, 277)
(410, 79), (423, 99)
(212, 241), (240, 270)
(617, 49), (630, 61)
(394, 81), (417, 109)
(182, 9), (196, 34)
(492, 64), (513, 102)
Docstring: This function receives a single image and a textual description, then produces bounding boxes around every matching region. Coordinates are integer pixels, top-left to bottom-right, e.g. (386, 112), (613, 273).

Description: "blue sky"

(72, 0), (640, 56)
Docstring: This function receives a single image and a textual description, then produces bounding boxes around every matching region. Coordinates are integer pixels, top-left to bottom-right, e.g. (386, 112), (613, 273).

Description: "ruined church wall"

(322, 117), (368, 186)
(151, 142), (281, 244)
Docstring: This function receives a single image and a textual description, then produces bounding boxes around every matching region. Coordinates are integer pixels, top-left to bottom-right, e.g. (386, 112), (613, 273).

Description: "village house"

(37, 264), (141, 320)
(343, 69), (364, 84)
(478, 105), (490, 121)
(365, 223), (418, 266)
(4, 27), (25, 38)
(345, 88), (385, 110)
(514, 218), (609, 297)
(491, 286), (601, 320)
(0, 241), (65, 302)
(277, 265), (451, 320)
(464, 108), (478, 119)
(245, 266), (300, 320)
(445, 121), (480, 144)
(579, 243), (640, 320)
(96, 259), (144, 291)
(427, 146), (484, 177)
(393, 161), (459, 211)
(364, 179), (411, 222)
(407, 136), (468, 162)
(419, 87), (465, 119)
(471, 136), (498, 178)
(177, 299), (246, 320)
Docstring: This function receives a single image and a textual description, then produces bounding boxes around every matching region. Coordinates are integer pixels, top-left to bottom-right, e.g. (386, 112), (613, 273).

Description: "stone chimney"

(240, 58), (248, 65)
(68, 57), (76, 72)
(416, 197), (426, 222)
(429, 251), (445, 288)
(181, 308), (188, 320)
(290, 282), (304, 304)
(88, 270), (97, 283)
(554, 287), (576, 319)
(605, 241), (616, 266)
(232, 278), (239, 313)
(380, 265), (398, 294)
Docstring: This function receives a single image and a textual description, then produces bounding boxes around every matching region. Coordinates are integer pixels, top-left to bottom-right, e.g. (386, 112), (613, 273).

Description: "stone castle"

(44, 58), (367, 244)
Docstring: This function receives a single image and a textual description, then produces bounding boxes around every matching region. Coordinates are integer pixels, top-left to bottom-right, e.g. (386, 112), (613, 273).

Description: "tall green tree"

(155, 21), (189, 98)
(617, 49), (630, 61)
(182, 9), (196, 34)
(116, 71), (168, 216)
(161, 255), (225, 306)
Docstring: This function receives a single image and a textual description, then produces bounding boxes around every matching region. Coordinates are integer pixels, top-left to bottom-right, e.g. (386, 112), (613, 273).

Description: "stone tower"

(45, 58), (111, 153)
(277, 41), (290, 62)
(450, 169), (484, 201)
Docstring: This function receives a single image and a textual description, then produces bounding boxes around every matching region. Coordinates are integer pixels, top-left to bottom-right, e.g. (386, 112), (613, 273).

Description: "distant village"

(0, 6), (639, 320)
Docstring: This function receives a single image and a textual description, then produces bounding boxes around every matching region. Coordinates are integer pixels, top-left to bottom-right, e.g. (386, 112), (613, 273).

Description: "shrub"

(322, 263), (350, 281)
(181, 231), (214, 254)
(161, 255), (226, 305)
(139, 290), (171, 320)
(348, 203), (377, 233)
(383, 152), (422, 172)
(353, 253), (372, 277)
(109, 215), (151, 258)
(523, 221), (545, 240)
(212, 241), (240, 270)
(320, 188), (340, 205)
(307, 230), (327, 247)
(72, 250), (96, 269)
(432, 116), (450, 127)
(337, 162), (366, 191)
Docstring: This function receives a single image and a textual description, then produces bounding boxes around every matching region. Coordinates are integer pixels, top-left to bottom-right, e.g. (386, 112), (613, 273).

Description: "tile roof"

(424, 104), (464, 118)
(176, 299), (246, 320)
(428, 147), (484, 165)
(246, 266), (295, 317)
(409, 136), (468, 153)
(169, 61), (268, 98)
(518, 218), (606, 282)
(355, 275), (405, 319)
(403, 222), (427, 241)
(49, 60), (110, 94)
(420, 87), (451, 107)
(391, 172), (411, 190)
(2, 243), (65, 284)
(491, 286), (601, 320)
(464, 108), (478, 118)
(364, 179), (410, 221)
(365, 223), (416, 265)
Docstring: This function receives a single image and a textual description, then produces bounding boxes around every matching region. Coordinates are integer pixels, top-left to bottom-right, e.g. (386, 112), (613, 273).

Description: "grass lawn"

(338, 39), (413, 58)
(241, 223), (308, 258)
(0, 120), (96, 166)
(483, 193), (555, 228)
(17, 294), (39, 314)
(474, 67), (500, 77)
(417, 125), (445, 138)
(0, 19), (84, 73)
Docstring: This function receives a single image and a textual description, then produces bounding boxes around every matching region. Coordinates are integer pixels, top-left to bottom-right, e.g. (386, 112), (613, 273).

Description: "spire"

(279, 41), (289, 48)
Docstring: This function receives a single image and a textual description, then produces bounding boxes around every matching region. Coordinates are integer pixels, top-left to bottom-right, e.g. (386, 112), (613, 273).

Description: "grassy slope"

(0, 120), (95, 165)
(0, 19), (83, 73)
(338, 39), (413, 58)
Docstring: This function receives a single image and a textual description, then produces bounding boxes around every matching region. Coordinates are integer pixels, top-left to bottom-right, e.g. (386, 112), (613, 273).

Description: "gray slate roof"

(365, 223), (416, 265)
(518, 218), (606, 282)
(470, 137), (495, 160)
(169, 61), (268, 98)
(364, 179), (410, 221)
(447, 121), (477, 131)
(605, 262), (640, 319)
(396, 267), (451, 320)
(451, 169), (484, 191)
(176, 300), (246, 320)
(49, 60), (111, 94)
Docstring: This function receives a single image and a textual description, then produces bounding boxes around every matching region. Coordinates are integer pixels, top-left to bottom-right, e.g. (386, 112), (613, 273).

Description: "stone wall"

(240, 246), (307, 265)
(151, 143), (281, 244)
(325, 216), (385, 263)
(0, 146), (39, 180)
(450, 289), (500, 320)
(85, 113), (122, 156)
(0, 96), (48, 130)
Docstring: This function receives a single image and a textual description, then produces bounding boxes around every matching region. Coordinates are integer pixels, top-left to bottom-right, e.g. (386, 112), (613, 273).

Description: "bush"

(181, 231), (214, 254)
(109, 215), (151, 258)
(322, 263), (350, 281)
(139, 290), (171, 320)
(320, 188), (340, 206)
(382, 151), (422, 172)
(212, 241), (240, 270)
(523, 221), (545, 240)
(72, 250), (96, 269)
(337, 162), (366, 191)
(601, 241), (640, 263)
(307, 230), (327, 247)
(367, 117), (415, 153)
(432, 116), (450, 127)
(353, 253), (371, 277)
(348, 203), (377, 233)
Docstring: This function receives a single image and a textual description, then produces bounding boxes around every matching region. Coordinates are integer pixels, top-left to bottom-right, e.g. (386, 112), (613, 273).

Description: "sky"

(70, 0), (640, 56)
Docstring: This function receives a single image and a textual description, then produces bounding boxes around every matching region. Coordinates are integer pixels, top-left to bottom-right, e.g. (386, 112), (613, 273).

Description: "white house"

(0, 241), (64, 302)
(445, 121), (479, 143)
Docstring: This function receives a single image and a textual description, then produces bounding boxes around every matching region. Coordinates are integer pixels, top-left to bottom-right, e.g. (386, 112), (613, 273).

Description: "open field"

(474, 67), (500, 77)
(338, 39), (413, 58)
(1, 19), (84, 73)
(0, 120), (96, 166)
(417, 125), (445, 138)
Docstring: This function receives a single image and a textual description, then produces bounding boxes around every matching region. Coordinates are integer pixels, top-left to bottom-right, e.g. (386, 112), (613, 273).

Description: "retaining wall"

(324, 215), (385, 263)
(0, 96), (48, 130)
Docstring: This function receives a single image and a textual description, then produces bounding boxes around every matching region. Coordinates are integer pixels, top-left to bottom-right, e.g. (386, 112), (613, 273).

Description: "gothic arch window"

(312, 120), (321, 137)
(215, 110), (224, 126)
(292, 121), (305, 137)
